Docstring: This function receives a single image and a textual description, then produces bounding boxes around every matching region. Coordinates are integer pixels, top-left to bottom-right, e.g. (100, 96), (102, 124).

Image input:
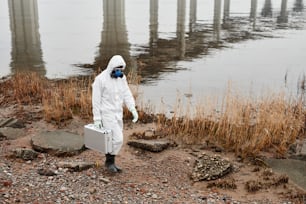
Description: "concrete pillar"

(8, 0), (45, 75)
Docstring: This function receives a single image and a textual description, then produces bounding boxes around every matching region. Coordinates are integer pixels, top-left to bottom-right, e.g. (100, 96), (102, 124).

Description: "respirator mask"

(110, 66), (124, 78)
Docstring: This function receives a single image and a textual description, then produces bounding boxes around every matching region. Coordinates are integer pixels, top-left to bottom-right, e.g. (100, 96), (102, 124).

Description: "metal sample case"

(84, 124), (112, 154)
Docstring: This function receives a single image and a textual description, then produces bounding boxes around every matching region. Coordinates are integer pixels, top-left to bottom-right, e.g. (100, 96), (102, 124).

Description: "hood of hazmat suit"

(92, 55), (136, 122)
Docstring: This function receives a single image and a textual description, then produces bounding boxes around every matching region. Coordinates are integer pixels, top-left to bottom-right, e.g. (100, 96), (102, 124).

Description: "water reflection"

(189, 0), (197, 33)
(95, 0), (130, 69)
(250, 0), (258, 29)
(8, 0), (45, 75)
(177, 0), (186, 58)
(261, 0), (273, 17)
(213, 0), (222, 42)
(250, 0), (258, 20)
(1, 0), (305, 87)
(277, 0), (288, 24)
(135, 0), (305, 82)
(138, 0), (191, 81)
(223, 0), (231, 28)
(149, 0), (158, 49)
(293, 0), (304, 12)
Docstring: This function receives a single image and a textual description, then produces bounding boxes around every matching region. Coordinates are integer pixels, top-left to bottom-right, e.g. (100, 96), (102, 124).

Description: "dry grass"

(156, 87), (305, 158)
(1, 72), (305, 157)
(0, 71), (142, 126)
(245, 171), (289, 193)
(0, 72), (46, 105)
(42, 76), (93, 125)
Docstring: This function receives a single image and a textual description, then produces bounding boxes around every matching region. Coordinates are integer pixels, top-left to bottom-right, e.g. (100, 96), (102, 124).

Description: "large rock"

(0, 127), (25, 140)
(127, 139), (170, 152)
(0, 132), (6, 141)
(191, 153), (232, 182)
(31, 130), (84, 156)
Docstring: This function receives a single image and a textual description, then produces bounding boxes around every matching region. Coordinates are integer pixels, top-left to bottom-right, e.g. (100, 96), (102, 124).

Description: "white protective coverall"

(92, 55), (136, 155)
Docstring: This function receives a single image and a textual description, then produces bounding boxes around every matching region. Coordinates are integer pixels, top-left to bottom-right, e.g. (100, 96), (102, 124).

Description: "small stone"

(60, 186), (68, 192)
(57, 161), (94, 172)
(99, 177), (110, 184)
(37, 168), (57, 176)
(1, 180), (13, 187)
(162, 179), (168, 183)
(89, 188), (97, 194)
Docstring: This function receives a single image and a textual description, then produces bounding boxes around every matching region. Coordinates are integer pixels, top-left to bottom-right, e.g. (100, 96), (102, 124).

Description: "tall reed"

(157, 88), (305, 158)
(0, 72), (46, 105)
(42, 76), (93, 125)
(0, 71), (141, 125)
(1, 72), (304, 158)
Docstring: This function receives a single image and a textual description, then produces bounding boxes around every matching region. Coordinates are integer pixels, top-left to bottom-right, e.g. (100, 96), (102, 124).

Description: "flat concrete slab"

(0, 127), (25, 140)
(31, 130), (84, 156)
(0, 118), (25, 128)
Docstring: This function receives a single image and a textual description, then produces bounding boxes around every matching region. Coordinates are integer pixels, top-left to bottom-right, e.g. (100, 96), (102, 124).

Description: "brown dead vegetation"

(0, 72), (305, 158)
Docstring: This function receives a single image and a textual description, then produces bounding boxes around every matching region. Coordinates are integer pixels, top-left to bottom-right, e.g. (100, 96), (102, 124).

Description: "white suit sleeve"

(122, 77), (136, 111)
(92, 78), (102, 121)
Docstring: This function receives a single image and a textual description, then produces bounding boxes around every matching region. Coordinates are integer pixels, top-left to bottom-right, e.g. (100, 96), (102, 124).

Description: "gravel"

(0, 135), (303, 204)
(0, 149), (242, 204)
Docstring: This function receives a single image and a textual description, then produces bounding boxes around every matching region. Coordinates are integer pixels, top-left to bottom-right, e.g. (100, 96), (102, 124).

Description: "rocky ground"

(0, 105), (306, 204)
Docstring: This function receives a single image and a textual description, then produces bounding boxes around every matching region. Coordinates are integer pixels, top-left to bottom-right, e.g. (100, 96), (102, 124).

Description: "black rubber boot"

(105, 154), (122, 173)
(113, 156), (122, 173)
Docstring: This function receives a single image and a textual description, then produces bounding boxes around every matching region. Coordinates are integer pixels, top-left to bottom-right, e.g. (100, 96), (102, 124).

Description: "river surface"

(0, 0), (306, 108)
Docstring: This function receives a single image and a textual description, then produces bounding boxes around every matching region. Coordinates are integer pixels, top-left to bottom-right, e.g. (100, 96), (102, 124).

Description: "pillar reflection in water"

(149, 0), (158, 51)
(8, 0), (45, 75)
(277, 0), (288, 23)
(213, 0), (222, 42)
(222, 0), (231, 29)
(189, 0), (197, 33)
(223, 0), (230, 22)
(177, 0), (186, 59)
(293, 0), (304, 12)
(261, 0), (273, 17)
(250, 0), (258, 29)
(96, 0), (130, 69)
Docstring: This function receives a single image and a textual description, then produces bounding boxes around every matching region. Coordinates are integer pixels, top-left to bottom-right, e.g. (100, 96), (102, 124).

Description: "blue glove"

(94, 120), (103, 129)
(130, 108), (138, 123)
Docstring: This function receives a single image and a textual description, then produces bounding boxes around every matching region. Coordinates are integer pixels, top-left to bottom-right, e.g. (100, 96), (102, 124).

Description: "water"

(266, 158), (306, 190)
(0, 0), (306, 108)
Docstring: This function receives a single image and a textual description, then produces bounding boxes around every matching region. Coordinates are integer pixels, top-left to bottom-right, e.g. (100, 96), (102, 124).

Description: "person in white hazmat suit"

(92, 55), (138, 173)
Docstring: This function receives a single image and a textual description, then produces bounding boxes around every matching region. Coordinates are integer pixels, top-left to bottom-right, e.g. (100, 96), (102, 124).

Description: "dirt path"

(0, 106), (306, 203)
